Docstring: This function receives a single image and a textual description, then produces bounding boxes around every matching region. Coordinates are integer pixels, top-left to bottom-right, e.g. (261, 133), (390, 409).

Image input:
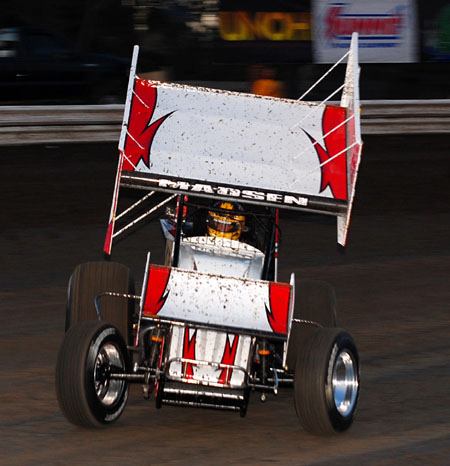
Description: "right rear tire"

(66, 261), (134, 344)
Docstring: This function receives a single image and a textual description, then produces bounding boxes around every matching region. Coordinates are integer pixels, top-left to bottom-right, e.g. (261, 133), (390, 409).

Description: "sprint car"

(56, 33), (363, 435)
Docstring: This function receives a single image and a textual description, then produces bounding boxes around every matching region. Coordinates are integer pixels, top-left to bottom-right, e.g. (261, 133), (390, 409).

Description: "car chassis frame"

(56, 33), (363, 434)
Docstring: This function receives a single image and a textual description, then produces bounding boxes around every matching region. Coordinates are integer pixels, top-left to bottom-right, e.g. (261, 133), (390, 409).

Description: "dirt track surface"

(1, 135), (449, 465)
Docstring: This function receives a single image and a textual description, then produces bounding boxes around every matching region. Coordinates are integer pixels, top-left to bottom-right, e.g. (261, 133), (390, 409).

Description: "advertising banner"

(219, 0), (311, 42)
(217, 0), (312, 63)
(312, 0), (419, 63)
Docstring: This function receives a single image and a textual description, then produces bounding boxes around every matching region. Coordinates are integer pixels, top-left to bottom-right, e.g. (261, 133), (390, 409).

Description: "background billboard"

(218, 0), (312, 63)
(313, 0), (419, 63)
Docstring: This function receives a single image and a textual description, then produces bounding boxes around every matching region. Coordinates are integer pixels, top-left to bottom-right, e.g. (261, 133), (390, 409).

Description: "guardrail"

(361, 100), (450, 135)
(0, 100), (449, 145)
(0, 105), (123, 145)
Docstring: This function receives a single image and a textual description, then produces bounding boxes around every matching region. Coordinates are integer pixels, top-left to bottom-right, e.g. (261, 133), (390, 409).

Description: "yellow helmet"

(206, 202), (246, 240)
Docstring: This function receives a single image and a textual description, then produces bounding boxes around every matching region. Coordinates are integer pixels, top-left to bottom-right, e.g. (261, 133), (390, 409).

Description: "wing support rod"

(115, 191), (156, 221)
(113, 194), (177, 239)
(297, 50), (350, 101)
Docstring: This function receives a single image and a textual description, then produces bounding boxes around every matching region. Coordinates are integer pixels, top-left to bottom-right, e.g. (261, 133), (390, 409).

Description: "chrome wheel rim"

(332, 350), (358, 417)
(94, 342), (125, 406)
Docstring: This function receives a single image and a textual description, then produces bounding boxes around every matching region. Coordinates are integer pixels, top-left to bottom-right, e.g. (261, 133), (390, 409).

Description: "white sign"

(313, 0), (418, 63)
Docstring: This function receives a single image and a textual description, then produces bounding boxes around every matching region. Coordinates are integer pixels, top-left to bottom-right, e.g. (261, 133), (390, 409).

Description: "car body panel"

(142, 264), (292, 335)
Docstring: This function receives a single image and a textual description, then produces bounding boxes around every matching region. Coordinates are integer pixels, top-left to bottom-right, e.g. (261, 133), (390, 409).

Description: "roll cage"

(166, 197), (280, 281)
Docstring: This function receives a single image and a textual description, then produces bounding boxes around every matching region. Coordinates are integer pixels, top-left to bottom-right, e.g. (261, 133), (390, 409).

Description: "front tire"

(55, 321), (129, 427)
(294, 328), (359, 435)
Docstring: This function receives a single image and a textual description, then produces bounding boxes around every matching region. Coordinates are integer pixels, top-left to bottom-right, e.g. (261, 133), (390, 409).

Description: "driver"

(206, 201), (246, 241)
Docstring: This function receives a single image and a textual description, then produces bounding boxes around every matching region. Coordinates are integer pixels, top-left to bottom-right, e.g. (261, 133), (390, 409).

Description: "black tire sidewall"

(84, 325), (129, 424)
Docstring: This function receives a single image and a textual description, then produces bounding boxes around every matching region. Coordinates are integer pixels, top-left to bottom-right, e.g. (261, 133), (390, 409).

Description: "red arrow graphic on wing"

(304, 106), (348, 201)
(123, 78), (174, 171)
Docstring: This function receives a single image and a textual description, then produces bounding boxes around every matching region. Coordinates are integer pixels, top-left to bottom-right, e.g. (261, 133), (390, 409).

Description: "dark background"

(1, 0), (450, 102)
